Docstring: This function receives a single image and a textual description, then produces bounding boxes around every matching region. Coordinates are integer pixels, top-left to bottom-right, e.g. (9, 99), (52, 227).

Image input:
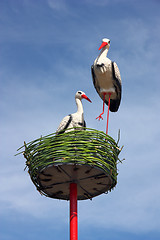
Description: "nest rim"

(17, 128), (122, 200)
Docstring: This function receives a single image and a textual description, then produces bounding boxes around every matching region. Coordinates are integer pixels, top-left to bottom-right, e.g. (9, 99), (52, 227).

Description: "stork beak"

(81, 94), (92, 103)
(98, 42), (108, 50)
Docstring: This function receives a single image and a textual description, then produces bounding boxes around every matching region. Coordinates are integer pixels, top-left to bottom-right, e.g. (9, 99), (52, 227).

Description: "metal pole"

(70, 183), (78, 240)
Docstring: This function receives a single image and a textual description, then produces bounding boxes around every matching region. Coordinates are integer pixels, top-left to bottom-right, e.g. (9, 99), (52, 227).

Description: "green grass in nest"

(16, 128), (123, 193)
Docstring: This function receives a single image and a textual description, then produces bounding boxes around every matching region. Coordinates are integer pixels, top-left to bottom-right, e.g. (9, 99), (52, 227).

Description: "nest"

(17, 128), (123, 200)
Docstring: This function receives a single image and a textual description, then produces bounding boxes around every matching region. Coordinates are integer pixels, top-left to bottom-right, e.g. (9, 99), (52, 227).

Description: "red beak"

(81, 94), (92, 103)
(98, 42), (108, 50)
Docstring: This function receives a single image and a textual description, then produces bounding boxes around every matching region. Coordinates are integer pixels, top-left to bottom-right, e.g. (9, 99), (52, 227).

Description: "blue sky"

(1, 0), (160, 239)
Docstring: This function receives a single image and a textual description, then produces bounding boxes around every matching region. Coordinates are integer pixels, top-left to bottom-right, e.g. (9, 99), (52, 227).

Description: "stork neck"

(75, 98), (83, 113)
(97, 47), (109, 63)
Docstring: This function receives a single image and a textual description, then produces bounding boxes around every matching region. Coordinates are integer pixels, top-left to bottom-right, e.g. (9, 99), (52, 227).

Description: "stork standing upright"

(91, 38), (122, 134)
(56, 91), (92, 134)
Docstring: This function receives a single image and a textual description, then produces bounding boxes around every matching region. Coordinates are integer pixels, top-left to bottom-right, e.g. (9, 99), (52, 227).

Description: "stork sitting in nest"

(56, 91), (92, 134)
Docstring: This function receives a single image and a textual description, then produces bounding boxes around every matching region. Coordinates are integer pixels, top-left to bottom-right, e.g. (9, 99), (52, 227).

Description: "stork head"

(98, 38), (110, 50)
(75, 91), (92, 103)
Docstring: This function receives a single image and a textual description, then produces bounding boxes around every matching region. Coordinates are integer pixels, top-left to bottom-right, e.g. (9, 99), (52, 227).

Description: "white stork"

(91, 38), (122, 134)
(56, 91), (92, 134)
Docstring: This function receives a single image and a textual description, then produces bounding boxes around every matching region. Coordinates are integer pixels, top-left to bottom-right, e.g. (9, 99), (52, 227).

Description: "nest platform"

(17, 128), (122, 200)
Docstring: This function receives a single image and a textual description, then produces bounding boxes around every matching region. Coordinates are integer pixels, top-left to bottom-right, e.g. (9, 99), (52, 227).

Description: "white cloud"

(84, 0), (129, 6)
(47, 0), (68, 12)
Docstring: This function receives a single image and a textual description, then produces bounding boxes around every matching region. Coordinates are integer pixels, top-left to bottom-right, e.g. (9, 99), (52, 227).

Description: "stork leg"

(106, 92), (112, 135)
(96, 92), (112, 135)
(96, 92), (107, 121)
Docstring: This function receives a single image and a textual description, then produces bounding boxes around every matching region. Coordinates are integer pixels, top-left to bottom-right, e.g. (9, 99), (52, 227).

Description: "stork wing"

(110, 61), (122, 112)
(56, 114), (72, 134)
(91, 65), (101, 97)
(112, 62), (122, 87)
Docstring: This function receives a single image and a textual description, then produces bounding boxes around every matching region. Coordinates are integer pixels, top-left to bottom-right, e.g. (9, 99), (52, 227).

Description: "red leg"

(96, 92), (106, 121)
(106, 92), (111, 135)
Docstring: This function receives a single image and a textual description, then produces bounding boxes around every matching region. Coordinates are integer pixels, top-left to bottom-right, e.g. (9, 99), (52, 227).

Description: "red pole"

(70, 183), (78, 240)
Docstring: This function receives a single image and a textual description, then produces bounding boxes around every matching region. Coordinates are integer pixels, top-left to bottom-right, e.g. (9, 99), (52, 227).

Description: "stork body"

(56, 91), (91, 134)
(91, 38), (122, 114)
(91, 38), (122, 134)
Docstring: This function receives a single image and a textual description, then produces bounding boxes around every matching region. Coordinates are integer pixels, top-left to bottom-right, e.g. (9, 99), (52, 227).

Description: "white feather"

(56, 91), (91, 134)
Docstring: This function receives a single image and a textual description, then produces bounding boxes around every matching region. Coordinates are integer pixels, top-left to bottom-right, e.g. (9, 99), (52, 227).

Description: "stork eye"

(78, 91), (82, 94)
(108, 40), (110, 44)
